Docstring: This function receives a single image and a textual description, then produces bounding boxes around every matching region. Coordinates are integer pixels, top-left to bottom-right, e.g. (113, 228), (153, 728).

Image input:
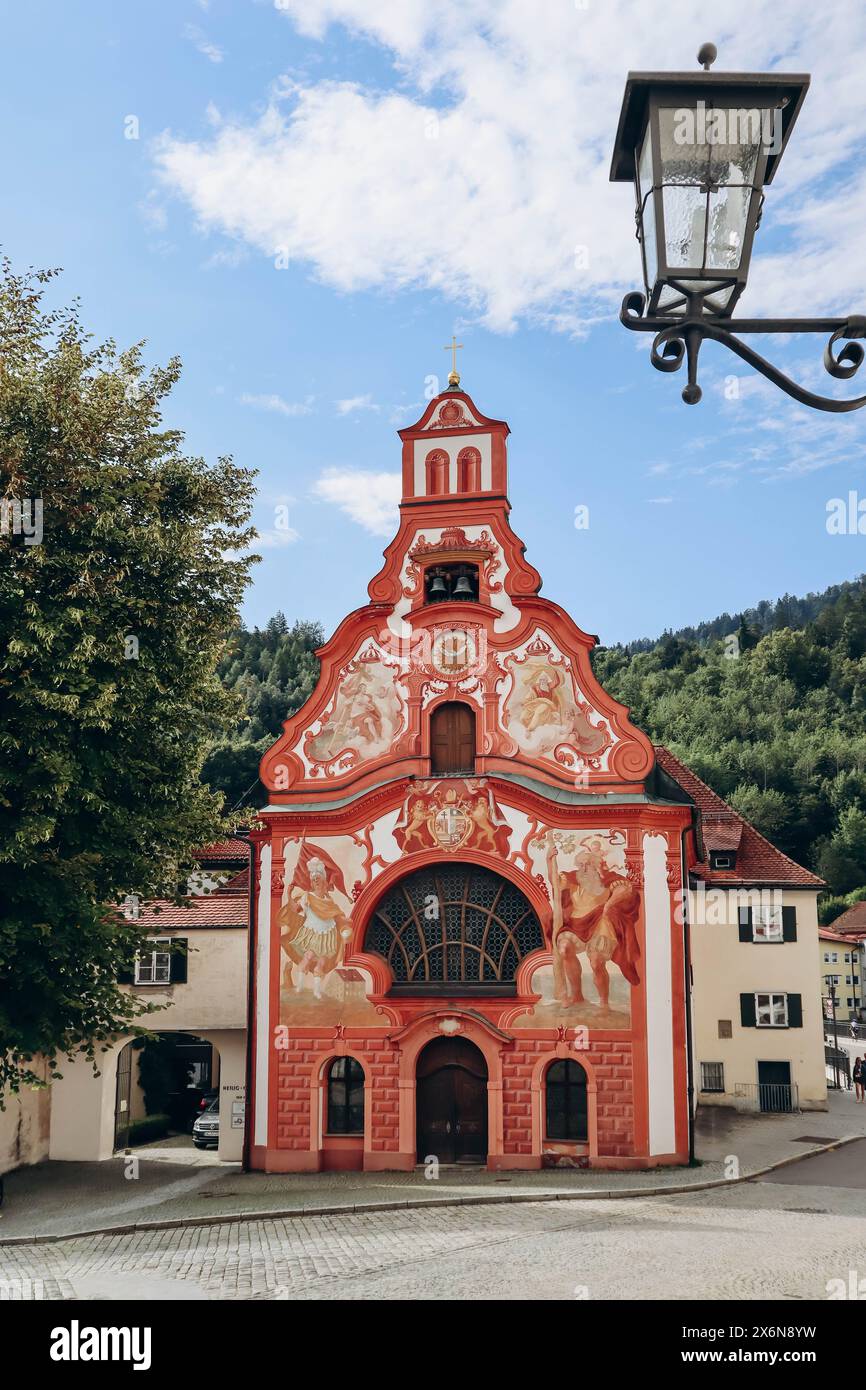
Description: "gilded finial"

(444, 334), (464, 388)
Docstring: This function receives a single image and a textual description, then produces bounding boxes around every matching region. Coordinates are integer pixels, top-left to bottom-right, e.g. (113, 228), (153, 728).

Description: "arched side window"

(326, 1057), (365, 1135)
(425, 449), (449, 495)
(430, 700), (475, 775)
(545, 1059), (588, 1141)
(457, 446), (482, 492)
(364, 863), (545, 994)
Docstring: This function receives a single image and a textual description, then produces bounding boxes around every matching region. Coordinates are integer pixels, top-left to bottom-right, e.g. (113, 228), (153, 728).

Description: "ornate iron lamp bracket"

(620, 291), (866, 412)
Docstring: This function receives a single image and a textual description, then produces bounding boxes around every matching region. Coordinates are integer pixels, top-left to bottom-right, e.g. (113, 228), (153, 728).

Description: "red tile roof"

(701, 813), (743, 853)
(195, 838), (249, 864)
(819, 926), (865, 944)
(829, 901), (866, 933)
(655, 745), (823, 888)
(129, 893), (248, 930)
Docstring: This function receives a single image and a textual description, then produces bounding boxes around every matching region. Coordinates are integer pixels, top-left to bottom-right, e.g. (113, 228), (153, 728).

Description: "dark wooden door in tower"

(430, 701), (475, 776)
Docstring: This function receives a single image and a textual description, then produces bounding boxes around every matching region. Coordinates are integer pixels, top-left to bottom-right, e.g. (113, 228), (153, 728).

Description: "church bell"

(452, 573), (474, 600)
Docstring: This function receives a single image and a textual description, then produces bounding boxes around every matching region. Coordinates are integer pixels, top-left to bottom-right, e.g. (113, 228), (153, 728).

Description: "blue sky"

(3, 0), (866, 645)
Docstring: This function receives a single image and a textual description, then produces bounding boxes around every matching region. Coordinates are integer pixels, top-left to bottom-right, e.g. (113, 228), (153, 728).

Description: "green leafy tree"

(815, 807), (866, 896)
(727, 784), (791, 840)
(592, 574), (866, 901)
(201, 615), (322, 807)
(0, 262), (257, 1095)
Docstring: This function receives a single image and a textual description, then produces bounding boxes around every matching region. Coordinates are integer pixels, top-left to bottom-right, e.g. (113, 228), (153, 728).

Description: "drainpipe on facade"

(681, 823), (696, 1165)
(242, 834), (257, 1173)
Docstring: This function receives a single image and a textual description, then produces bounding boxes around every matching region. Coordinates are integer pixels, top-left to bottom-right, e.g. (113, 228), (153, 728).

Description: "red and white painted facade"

(247, 384), (696, 1171)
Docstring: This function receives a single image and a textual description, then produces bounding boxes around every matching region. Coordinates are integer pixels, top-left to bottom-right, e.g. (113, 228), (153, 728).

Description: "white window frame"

(752, 905), (783, 943)
(135, 937), (172, 986)
(755, 992), (788, 1028)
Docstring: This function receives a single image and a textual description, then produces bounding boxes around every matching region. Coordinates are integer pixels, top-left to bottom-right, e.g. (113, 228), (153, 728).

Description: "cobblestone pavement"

(5, 1092), (865, 1240)
(3, 1178), (865, 1301)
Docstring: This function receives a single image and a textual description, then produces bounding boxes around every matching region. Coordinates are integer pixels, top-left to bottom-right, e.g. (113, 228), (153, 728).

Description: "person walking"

(853, 1055), (865, 1103)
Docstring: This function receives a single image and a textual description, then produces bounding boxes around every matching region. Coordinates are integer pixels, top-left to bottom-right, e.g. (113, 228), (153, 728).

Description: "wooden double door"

(416, 1037), (488, 1164)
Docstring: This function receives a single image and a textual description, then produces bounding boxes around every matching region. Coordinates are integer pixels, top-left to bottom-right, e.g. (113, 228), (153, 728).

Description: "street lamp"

(826, 982), (841, 1090)
(609, 44), (866, 410)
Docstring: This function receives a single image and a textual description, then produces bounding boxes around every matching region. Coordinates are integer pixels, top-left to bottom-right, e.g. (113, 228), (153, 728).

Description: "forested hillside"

(593, 577), (866, 919)
(207, 579), (866, 919)
(201, 614), (322, 809)
(622, 576), (866, 653)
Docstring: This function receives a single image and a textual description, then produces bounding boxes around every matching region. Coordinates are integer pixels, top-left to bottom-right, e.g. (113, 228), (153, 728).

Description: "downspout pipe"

(241, 834), (257, 1173)
(681, 822), (696, 1165)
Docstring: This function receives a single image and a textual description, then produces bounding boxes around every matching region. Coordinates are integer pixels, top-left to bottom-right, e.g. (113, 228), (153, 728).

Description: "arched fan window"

(364, 864), (544, 995)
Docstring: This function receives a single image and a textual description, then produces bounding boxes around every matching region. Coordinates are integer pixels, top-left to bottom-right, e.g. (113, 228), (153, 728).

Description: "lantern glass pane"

(658, 106), (711, 183)
(656, 106), (763, 273)
(706, 184), (752, 269)
(709, 126), (760, 186)
(703, 284), (736, 311)
(638, 124), (657, 285)
(663, 185), (707, 267)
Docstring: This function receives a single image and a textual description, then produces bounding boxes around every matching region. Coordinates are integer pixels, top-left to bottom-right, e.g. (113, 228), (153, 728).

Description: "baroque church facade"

(247, 371), (701, 1172)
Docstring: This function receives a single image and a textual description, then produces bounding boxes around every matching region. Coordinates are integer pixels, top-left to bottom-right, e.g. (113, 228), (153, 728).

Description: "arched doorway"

(113, 1032), (219, 1152)
(416, 1036), (488, 1164)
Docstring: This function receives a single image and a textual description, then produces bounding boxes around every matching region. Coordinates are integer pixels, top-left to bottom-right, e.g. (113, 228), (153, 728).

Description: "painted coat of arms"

(393, 780), (512, 857)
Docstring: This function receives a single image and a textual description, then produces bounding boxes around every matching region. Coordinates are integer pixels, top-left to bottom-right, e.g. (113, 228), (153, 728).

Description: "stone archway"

(49, 1028), (246, 1164)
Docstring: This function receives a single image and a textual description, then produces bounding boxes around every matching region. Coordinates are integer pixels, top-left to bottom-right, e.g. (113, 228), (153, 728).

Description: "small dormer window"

(710, 851), (735, 870)
(425, 563), (479, 604)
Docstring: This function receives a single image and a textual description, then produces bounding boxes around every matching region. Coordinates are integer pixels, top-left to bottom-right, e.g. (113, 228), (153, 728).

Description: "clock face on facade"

(430, 627), (478, 676)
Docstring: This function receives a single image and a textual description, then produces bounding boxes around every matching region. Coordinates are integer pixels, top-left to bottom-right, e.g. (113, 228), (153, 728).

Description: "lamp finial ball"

(697, 42), (717, 70)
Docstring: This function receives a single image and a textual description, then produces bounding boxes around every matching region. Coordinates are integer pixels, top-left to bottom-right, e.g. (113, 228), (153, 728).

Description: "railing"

(732, 1082), (800, 1114)
(824, 1045), (851, 1089)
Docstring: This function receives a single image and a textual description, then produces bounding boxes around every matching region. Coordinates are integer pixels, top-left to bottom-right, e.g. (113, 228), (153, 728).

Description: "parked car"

(185, 1087), (219, 1132)
(192, 1098), (219, 1150)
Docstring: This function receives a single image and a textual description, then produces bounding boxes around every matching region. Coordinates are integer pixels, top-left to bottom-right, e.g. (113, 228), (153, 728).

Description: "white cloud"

(312, 467), (401, 534)
(240, 392), (314, 416)
(255, 525), (301, 549)
(335, 393), (379, 415)
(184, 23), (223, 64)
(154, 1), (866, 333)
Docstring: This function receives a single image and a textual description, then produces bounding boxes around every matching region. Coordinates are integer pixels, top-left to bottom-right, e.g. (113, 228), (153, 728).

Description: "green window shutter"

(170, 938), (188, 984)
(787, 993), (803, 1027)
(740, 992), (756, 1027)
(738, 907), (752, 943)
(782, 906), (797, 942)
(118, 959), (135, 984)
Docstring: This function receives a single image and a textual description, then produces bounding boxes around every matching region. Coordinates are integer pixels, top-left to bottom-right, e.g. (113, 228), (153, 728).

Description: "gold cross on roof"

(443, 334), (464, 387)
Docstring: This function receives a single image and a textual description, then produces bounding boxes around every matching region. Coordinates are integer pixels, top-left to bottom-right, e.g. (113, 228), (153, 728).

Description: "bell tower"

(398, 366), (509, 507)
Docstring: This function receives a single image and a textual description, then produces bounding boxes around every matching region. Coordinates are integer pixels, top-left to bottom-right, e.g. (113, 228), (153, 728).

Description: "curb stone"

(0, 1134), (859, 1248)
